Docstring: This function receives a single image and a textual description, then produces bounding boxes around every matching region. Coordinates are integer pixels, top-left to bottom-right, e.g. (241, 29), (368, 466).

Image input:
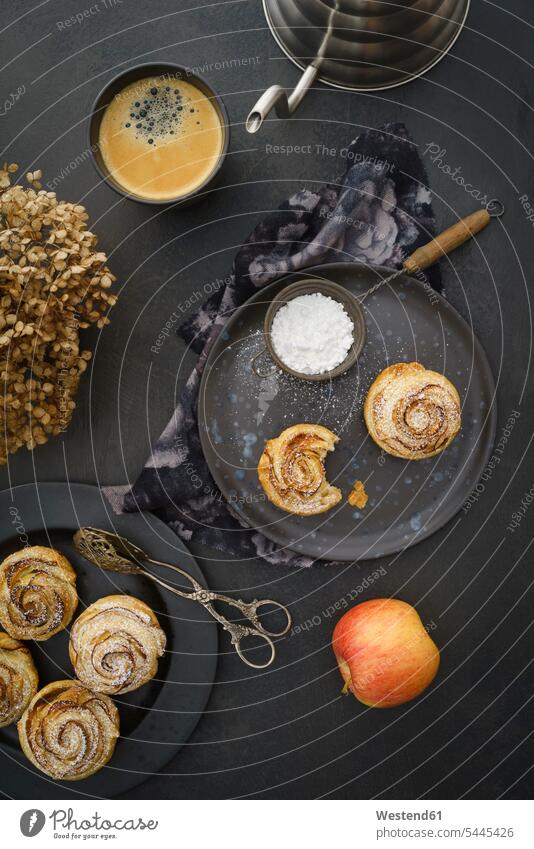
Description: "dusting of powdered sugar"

(222, 329), (367, 439)
(270, 293), (354, 374)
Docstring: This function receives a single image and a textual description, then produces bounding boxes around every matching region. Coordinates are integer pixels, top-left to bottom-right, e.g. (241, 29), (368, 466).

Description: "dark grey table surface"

(1, 0), (533, 800)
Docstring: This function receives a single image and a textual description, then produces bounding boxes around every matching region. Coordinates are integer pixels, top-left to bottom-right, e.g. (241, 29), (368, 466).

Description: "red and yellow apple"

(332, 598), (440, 708)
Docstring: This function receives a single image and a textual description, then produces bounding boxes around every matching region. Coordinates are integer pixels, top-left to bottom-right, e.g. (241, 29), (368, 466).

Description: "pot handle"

(246, 65), (318, 133)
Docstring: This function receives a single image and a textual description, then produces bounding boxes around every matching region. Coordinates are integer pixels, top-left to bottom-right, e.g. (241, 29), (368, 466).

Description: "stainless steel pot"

(247, 0), (470, 133)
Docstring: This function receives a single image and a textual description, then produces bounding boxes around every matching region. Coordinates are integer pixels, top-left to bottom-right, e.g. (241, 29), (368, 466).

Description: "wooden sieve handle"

(403, 208), (491, 274)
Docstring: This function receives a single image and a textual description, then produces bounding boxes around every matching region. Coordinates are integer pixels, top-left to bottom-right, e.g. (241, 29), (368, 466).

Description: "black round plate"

(198, 263), (497, 562)
(0, 483), (217, 799)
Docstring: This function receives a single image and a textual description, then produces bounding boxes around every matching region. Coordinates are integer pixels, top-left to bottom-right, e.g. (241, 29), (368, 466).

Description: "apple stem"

(341, 680), (351, 695)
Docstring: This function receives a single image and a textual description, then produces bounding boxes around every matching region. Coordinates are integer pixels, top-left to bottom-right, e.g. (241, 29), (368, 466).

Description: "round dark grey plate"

(0, 482), (217, 799)
(198, 263), (497, 562)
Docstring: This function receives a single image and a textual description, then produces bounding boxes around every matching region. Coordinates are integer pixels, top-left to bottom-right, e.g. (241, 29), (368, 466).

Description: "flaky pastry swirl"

(0, 546), (78, 641)
(364, 363), (461, 460)
(69, 595), (166, 695)
(18, 680), (119, 781)
(0, 632), (38, 727)
(257, 424), (342, 516)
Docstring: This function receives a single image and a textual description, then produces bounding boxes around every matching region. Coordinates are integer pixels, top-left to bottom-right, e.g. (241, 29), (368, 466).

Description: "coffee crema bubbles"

(99, 75), (223, 201)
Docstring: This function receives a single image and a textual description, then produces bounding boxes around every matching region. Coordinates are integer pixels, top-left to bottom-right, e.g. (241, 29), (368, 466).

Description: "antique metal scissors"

(73, 527), (291, 669)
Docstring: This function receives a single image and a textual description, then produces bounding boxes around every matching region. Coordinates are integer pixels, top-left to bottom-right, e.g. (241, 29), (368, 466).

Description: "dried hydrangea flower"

(0, 165), (118, 462)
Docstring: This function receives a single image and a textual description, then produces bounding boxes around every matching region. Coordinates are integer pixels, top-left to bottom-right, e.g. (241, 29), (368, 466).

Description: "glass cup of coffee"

(89, 63), (230, 206)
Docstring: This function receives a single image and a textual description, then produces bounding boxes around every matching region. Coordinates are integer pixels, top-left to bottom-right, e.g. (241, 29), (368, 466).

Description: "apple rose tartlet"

(0, 546), (78, 641)
(69, 595), (166, 695)
(364, 362), (461, 460)
(0, 632), (38, 727)
(18, 680), (120, 781)
(257, 423), (342, 516)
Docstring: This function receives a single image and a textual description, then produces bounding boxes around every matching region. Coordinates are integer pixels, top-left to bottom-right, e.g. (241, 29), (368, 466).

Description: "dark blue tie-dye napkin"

(105, 122), (440, 567)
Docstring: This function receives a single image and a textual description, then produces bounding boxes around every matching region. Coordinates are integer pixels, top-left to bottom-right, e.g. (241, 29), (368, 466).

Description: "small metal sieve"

(251, 202), (505, 383)
(251, 278), (366, 382)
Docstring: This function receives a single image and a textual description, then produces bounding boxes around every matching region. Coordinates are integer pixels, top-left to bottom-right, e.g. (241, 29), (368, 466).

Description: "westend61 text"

(376, 810), (442, 821)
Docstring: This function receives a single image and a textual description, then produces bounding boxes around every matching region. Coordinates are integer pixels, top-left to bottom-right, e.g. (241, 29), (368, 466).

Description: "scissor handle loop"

(244, 599), (292, 637)
(234, 631), (276, 669)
